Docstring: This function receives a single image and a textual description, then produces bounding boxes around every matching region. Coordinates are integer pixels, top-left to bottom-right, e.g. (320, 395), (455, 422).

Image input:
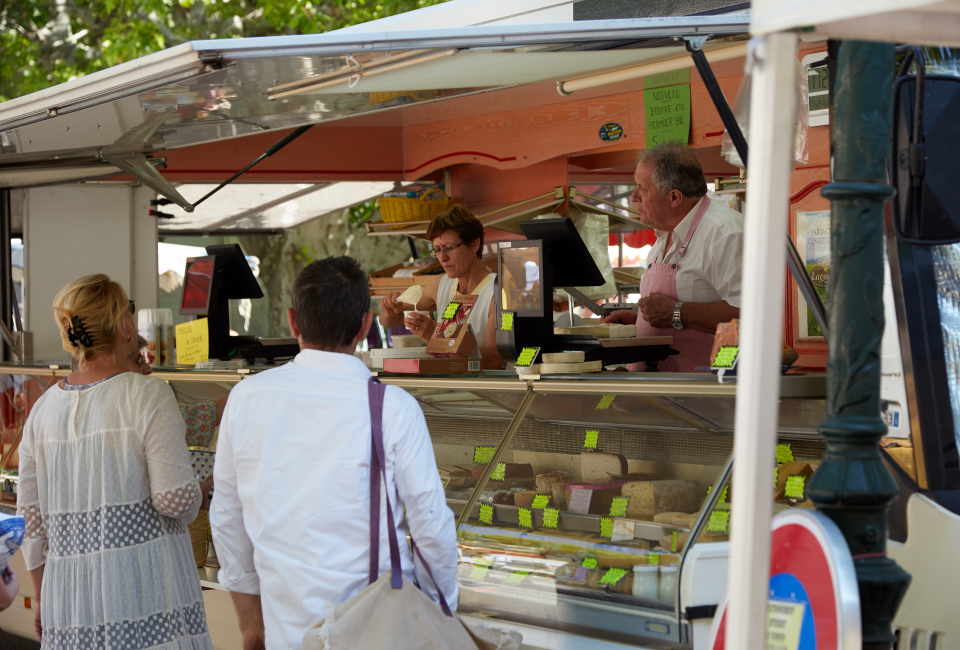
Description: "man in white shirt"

(604, 143), (743, 371)
(210, 256), (458, 650)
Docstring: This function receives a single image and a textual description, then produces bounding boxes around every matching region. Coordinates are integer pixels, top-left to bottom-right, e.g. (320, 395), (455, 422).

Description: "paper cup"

(403, 310), (431, 321)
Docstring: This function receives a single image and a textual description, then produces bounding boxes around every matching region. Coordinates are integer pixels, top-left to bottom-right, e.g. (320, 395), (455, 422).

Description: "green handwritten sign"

(531, 494), (551, 509)
(501, 312), (514, 331)
(479, 503), (494, 525)
(543, 508), (559, 529)
(671, 530), (679, 552)
(644, 68), (691, 90)
(712, 346), (739, 368)
(582, 557), (598, 569)
(504, 571), (529, 585)
(442, 302), (460, 320)
(600, 517), (614, 538)
(707, 510), (730, 534)
(518, 507), (533, 529)
(596, 395), (615, 410)
(491, 463), (506, 481)
(649, 553), (660, 566)
(610, 497), (630, 518)
(644, 83), (691, 148)
(515, 347), (538, 367)
(776, 443), (795, 464)
(473, 446), (496, 464)
(469, 564), (489, 581)
(598, 567), (629, 586)
(785, 475), (805, 500)
(584, 429), (599, 449)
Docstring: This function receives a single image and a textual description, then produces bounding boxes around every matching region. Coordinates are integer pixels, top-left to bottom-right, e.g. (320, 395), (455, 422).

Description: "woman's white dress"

(17, 373), (213, 650)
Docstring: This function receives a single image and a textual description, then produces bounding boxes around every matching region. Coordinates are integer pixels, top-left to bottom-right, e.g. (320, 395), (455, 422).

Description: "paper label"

(582, 557), (598, 569)
(491, 463), (506, 481)
(542, 508), (559, 529)
(774, 466), (779, 489)
(479, 503), (494, 525)
(473, 446), (496, 464)
(468, 564), (489, 582)
(583, 429), (599, 449)
(719, 486), (729, 503)
(504, 571), (530, 585)
(785, 475), (805, 499)
(776, 444), (794, 464)
(567, 488), (593, 515)
(707, 510), (730, 534)
(600, 517), (614, 538)
(712, 346), (739, 368)
(518, 507), (533, 529)
(644, 68), (691, 90)
(442, 302), (460, 320)
(766, 600), (805, 650)
(515, 347), (539, 367)
(609, 497), (629, 518)
(671, 530), (679, 552)
(531, 494), (551, 509)
(596, 395), (615, 410)
(644, 83), (691, 148)
(175, 318), (209, 366)
(611, 518), (636, 542)
(598, 567), (629, 586)
(501, 312), (514, 331)
(649, 553), (660, 566)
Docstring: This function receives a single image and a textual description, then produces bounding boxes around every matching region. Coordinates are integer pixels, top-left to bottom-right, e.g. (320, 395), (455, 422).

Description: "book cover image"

(797, 210), (830, 339)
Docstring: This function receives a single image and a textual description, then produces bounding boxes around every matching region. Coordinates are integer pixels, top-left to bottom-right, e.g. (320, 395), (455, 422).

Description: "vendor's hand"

(199, 477), (214, 510)
(404, 312), (437, 342)
(638, 293), (677, 329)
(601, 310), (638, 325)
(0, 566), (17, 612)
(381, 293), (405, 319)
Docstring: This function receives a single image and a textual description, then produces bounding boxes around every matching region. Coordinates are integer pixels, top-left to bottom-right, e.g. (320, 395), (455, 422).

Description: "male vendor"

(603, 143), (743, 371)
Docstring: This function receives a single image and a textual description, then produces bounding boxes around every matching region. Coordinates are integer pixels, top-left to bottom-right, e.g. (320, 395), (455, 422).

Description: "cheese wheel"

(536, 472), (570, 509)
(653, 511), (689, 524)
(581, 452), (629, 480)
(542, 352), (586, 364)
(621, 480), (700, 517)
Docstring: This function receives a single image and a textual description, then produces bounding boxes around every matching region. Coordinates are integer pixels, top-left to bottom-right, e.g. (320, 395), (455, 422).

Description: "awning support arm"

(685, 38), (830, 339)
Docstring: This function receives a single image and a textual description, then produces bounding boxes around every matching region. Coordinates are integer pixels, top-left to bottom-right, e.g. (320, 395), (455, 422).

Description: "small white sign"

(567, 488), (593, 515)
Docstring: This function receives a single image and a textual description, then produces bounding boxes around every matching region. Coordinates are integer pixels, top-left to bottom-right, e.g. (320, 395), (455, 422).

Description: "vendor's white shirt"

(650, 197), (744, 308)
(210, 350), (458, 650)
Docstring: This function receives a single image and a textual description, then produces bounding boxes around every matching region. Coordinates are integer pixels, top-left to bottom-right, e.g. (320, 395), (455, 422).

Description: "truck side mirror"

(892, 73), (960, 244)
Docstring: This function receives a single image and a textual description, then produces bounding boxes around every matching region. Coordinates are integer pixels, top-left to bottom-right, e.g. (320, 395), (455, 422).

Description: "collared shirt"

(651, 196), (744, 308)
(210, 350), (458, 650)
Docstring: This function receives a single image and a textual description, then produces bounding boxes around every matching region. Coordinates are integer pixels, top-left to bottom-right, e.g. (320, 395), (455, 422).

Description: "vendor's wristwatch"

(671, 301), (684, 330)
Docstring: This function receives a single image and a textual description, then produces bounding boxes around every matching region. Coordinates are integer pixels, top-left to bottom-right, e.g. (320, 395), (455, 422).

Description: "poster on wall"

(797, 210), (830, 339)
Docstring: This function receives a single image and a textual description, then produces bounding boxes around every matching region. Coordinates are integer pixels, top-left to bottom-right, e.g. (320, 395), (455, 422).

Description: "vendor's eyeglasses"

(430, 242), (464, 258)
(128, 300), (136, 314)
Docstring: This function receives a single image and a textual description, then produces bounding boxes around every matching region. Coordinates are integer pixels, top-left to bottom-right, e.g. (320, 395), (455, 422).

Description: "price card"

(774, 466), (779, 489)
(707, 510), (730, 534)
(596, 395), (616, 410)
(515, 347), (540, 368)
(711, 346), (739, 369)
(598, 567), (629, 586)
(479, 503), (494, 525)
(175, 318), (209, 365)
(468, 564), (489, 582)
(611, 518), (636, 542)
(542, 508), (559, 529)
(473, 446), (496, 464)
(785, 475), (805, 499)
(609, 497), (630, 518)
(518, 507), (533, 529)
(504, 571), (530, 585)
(600, 517), (614, 538)
(442, 302), (461, 320)
(671, 530), (679, 552)
(581, 557), (598, 569)
(649, 553), (660, 566)
(718, 486), (729, 503)
(583, 429), (599, 449)
(531, 494), (551, 509)
(767, 600), (806, 650)
(491, 463), (506, 481)
(501, 312), (514, 331)
(567, 488), (593, 515)
(776, 443), (794, 464)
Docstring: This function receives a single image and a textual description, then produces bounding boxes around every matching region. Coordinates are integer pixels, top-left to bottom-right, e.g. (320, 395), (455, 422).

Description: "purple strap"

(367, 378), (453, 617)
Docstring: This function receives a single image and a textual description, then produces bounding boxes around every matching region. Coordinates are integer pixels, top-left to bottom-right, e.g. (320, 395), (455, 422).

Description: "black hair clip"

(67, 316), (94, 348)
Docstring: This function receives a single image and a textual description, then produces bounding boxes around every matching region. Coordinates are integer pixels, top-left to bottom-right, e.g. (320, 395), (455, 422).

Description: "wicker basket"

(380, 188), (456, 229)
(187, 509), (210, 568)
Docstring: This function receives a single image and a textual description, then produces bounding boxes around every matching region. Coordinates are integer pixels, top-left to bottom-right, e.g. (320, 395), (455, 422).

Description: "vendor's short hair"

(638, 143), (708, 199)
(292, 256), (370, 349)
(426, 205), (484, 259)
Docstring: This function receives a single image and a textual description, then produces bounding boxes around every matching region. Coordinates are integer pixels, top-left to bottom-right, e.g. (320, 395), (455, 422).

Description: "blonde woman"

(16, 274), (213, 649)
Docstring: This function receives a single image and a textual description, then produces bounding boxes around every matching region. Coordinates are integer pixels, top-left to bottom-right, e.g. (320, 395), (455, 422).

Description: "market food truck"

(0, 1), (957, 648)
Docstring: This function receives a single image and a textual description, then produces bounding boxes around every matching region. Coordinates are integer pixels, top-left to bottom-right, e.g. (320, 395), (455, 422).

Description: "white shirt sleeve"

(705, 227), (744, 309)
(210, 399), (261, 595)
(16, 412), (45, 571)
(387, 387), (459, 609)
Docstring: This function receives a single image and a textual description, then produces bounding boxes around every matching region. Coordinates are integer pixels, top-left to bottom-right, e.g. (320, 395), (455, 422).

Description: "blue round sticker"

(599, 122), (623, 142)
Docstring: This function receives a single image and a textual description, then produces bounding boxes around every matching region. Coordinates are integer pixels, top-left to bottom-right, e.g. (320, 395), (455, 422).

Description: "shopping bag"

(302, 379), (521, 650)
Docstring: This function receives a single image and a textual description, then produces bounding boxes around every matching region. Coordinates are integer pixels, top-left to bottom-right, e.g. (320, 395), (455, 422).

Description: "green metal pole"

(811, 40), (911, 650)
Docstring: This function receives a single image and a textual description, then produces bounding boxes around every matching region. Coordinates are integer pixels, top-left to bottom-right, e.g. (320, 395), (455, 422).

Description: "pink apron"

(630, 198), (715, 373)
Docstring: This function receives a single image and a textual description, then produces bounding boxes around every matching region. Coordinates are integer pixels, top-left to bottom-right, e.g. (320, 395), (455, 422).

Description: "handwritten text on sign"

(176, 318), (209, 366)
(644, 84), (691, 148)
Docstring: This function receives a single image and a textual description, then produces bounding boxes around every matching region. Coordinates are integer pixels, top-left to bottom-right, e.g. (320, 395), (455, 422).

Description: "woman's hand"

(380, 293), (405, 323)
(0, 566), (18, 612)
(404, 312), (437, 342)
(601, 309), (639, 325)
(33, 598), (42, 640)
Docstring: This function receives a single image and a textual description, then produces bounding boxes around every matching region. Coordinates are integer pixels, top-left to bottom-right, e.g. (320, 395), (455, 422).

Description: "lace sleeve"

(152, 480), (202, 521)
(16, 421), (47, 570)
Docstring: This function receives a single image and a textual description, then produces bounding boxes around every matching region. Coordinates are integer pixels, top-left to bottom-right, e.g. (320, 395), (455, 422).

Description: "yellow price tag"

(531, 494), (551, 509)
(774, 466), (779, 489)
(473, 446), (496, 464)
(581, 557), (597, 569)
(785, 475), (805, 499)
(596, 395), (616, 410)
(479, 504), (494, 525)
(583, 429), (599, 449)
(491, 463), (506, 481)
(598, 568), (629, 586)
(649, 553), (660, 566)
(671, 531), (679, 552)
(515, 347), (538, 367)
(518, 507), (533, 529)
(776, 443), (794, 464)
(175, 318), (209, 366)
(609, 497), (629, 518)
(712, 346), (738, 368)
(707, 510), (730, 534)
(504, 571), (529, 585)
(442, 302), (460, 320)
(542, 508), (559, 529)
(469, 564), (489, 581)
(719, 486), (729, 503)
(600, 517), (614, 538)
(501, 313), (514, 331)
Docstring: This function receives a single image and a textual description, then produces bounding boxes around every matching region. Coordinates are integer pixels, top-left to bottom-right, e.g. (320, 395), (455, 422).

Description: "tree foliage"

(0, 0), (450, 101)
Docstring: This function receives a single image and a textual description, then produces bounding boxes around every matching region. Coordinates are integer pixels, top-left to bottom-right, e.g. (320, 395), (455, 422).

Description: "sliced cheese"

(621, 480), (700, 517)
(542, 351), (586, 364)
(539, 360), (602, 374)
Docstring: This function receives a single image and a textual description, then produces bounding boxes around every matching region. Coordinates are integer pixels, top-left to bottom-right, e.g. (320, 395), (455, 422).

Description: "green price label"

(609, 497), (629, 518)
(718, 486), (729, 503)
(479, 503), (494, 525)
(596, 395), (616, 410)
(518, 507), (533, 529)
(712, 346), (739, 368)
(649, 553), (660, 566)
(581, 557), (598, 569)
(501, 312), (514, 331)
(542, 508), (559, 529)
(515, 347), (538, 367)
(473, 446), (496, 464)
(600, 517), (614, 538)
(671, 530), (679, 552)
(785, 475), (805, 499)
(469, 564), (489, 581)
(776, 443), (794, 464)
(442, 302), (460, 320)
(774, 466), (779, 489)
(598, 567), (629, 586)
(584, 429), (599, 449)
(531, 494), (551, 509)
(504, 571), (530, 585)
(707, 510), (730, 534)
(491, 463), (506, 481)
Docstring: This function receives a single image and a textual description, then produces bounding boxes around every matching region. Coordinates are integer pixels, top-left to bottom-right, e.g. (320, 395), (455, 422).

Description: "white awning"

(335, 0), (575, 33)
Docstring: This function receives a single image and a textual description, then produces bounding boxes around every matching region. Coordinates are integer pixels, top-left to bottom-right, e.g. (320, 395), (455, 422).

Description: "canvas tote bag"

(302, 379), (521, 650)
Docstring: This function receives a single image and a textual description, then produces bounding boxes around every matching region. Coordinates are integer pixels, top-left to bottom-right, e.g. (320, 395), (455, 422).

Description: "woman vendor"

(380, 205), (503, 369)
